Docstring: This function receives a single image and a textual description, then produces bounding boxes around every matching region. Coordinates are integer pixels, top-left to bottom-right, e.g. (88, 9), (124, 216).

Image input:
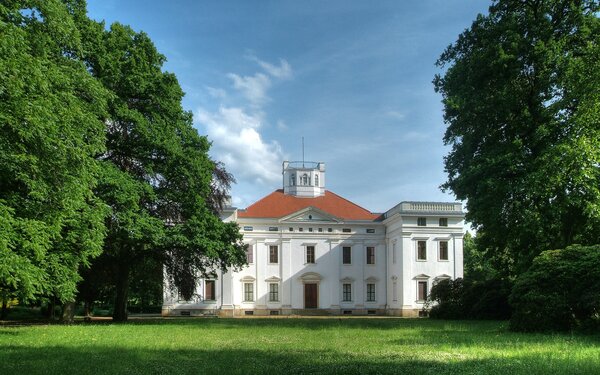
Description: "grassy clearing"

(1, 318), (599, 374)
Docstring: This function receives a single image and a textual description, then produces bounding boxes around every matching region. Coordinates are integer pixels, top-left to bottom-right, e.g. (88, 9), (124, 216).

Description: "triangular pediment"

(279, 206), (342, 223)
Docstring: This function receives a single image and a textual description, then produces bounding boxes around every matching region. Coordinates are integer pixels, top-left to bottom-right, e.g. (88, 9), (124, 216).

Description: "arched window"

(290, 174), (295, 186)
(301, 173), (308, 185)
(314, 174), (319, 187)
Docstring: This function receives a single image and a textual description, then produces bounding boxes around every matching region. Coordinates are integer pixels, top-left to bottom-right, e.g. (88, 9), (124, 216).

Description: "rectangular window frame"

(417, 281), (428, 302)
(306, 245), (316, 264)
(243, 282), (254, 302)
(439, 241), (449, 261)
(439, 218), (448, 227)
(342, 246), (352, 265)
(342, 283), (352, 302)
(366, 283), (376, 302)
(268, 283), (279, 302)
(205, 280), (216, 301)
(417, 217), (427, 226)
(366, 246), (375, 265)
(245, 245), (253, 264)
(417, 240), (427, 261)
(269, 245), (279, 264)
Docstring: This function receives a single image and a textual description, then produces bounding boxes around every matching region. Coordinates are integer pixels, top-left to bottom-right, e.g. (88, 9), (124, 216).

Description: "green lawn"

(1, 318), (599, 374)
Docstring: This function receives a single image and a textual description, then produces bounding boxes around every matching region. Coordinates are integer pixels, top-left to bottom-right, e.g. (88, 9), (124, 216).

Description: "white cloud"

(254, 58), (293, 79)
(206, 86), (227, 99)
(386, 110), (406, 121)
(197, 106), (284, 186)
(227, 72), (271, 107)
(276, 120), (288, 131)
(198, 56), (293, 198)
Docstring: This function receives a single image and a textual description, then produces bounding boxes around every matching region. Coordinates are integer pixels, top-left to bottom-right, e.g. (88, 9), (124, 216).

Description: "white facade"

(163, 161), (464, 317)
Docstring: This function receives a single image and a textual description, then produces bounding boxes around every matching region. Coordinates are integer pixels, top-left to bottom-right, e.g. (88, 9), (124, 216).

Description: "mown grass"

(1, 318), (599, 374)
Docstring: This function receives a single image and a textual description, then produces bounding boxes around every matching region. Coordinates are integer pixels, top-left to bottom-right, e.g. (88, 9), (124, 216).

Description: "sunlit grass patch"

(1, 318), (599, 374)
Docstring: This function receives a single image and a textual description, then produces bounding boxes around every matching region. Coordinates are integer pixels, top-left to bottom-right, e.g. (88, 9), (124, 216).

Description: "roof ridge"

(325, 190), (375, 215)
(243, 189), (283, 210)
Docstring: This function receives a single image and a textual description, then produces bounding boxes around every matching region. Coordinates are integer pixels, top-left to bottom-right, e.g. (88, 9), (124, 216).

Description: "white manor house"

(162, 161), (464, 317)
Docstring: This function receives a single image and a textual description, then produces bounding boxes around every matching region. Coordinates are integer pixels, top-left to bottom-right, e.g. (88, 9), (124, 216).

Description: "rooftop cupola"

(282, 161), (325, 197)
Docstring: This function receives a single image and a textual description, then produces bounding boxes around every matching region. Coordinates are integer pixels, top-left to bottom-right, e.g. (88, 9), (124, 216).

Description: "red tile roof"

(238, 189), (381, 221)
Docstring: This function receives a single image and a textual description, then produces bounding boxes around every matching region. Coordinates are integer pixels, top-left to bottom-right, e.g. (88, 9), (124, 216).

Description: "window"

(301, 173), (308, 185)
(366, 228), (375, 234)
(318, 228), (323, 232)
(299, 228), (304, 232)
(269, 245), (278, 263)
(243, 226), (253, 231)
(308, 227), (313, 232)
(269, 283), (279, 302)
(366, 283), (376, 302)
(342, 228), (351, 233)
(205, 280), (215, 301)
(417, 217), (427, 226)
(439, 241), (449, 261)
(417, 241), (427, 260)
(366, 247), (375, 265)
(306, 246), (315, 264)
(342, 246), (352, 264)
(243, 282), (254, 302)
(327, 228), (333, 232)
(417, 281), (428, 301)
(315, 174), (319, 187)
(269, 226), (278, 231)
(342, 283), (352, 301)
(245, 245), (253, 264)
(289, 227), (294, 232)
(439, 218), (448, 227)
(290, 174), (295, 186)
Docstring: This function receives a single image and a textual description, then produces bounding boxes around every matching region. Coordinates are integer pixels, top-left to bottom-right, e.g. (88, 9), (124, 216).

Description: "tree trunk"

(61, 301), (75, 324)
(1, 295), (7, 320)
(113, 264), (130, 322)
(83, 301), (91, 321)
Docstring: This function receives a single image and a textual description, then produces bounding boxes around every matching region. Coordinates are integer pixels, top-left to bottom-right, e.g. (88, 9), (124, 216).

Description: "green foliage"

(72, 11), (246, 318)
(510, 244), (600, 332)
(429, 277), (512, 320)
(1, 0), (246, 318)
(0, 0), (109, 303)
(435, 0), (600, 274)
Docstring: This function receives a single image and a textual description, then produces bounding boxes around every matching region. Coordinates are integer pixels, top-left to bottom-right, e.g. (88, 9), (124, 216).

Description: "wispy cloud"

(198, 107), (283, 185)
(196, 56), (292, 194)
(206, 86), (227, 99)
(227, 72), (271, 107)
(250, 56), (292, 79)
(386, 110), (406, 121)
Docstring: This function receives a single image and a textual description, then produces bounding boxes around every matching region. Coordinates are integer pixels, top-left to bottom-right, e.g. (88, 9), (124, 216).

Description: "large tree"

(1, 0), (246, 321)
(75, 16), (246, 321)
(0, 0), (109, 307)
(435, 0), (600, 274)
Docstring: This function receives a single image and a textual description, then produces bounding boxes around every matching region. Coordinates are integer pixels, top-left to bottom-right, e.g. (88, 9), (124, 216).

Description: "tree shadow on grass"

(87, 317), (507, 332)
(1, 344), (599, 375)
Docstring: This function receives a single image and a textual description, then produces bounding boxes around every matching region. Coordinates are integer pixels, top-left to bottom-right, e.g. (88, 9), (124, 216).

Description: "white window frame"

(268, 282), (279, 302)
(243, 282), (254, 302)
(417, 240), (427, 261)
(438, 240), (449, 261)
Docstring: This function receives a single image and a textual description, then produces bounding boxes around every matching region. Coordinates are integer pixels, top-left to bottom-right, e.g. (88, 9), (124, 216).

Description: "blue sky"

(86, 0), (490, 214)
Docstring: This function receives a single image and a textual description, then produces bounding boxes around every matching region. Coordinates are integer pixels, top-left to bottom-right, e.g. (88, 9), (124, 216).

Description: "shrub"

(510, 244), (600, 332)
(428, 277), (511, 320)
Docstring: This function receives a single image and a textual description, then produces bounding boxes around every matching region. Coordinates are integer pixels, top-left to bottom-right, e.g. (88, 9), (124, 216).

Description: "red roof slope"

(238, 189), (380, 221)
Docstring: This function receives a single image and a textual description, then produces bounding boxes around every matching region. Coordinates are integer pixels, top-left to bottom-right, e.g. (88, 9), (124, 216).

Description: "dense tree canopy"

(435, 0), (600, 274)
(1, 0), (247, 319)
(0, 0), (109, 303)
